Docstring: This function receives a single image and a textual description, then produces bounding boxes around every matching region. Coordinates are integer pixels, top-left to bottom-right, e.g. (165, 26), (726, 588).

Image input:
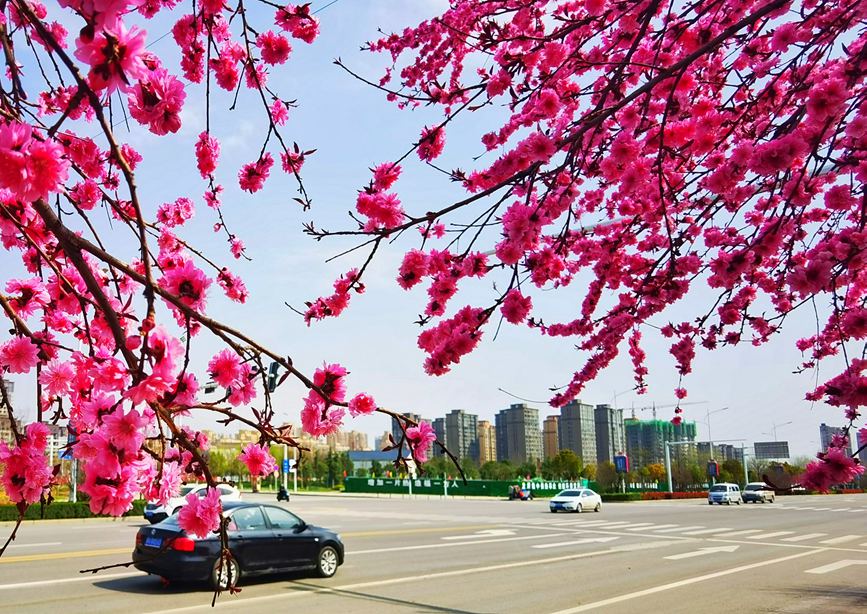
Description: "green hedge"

(601, 493), (643, 502)
(0, 500), (145, 522)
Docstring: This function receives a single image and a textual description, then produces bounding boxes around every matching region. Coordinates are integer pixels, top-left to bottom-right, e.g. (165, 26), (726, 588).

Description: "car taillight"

(172, 537), (196, 552)
(135, 533), (143, 546)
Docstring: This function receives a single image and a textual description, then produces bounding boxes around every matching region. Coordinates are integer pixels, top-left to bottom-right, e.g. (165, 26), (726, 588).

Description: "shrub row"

(0, 500), (145, 522)
(641, 491), (708, 500)
(600, 493), (643, 502)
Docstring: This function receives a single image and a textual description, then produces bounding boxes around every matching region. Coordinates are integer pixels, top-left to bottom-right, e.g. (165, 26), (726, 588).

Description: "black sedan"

(132, 501), (344, 589)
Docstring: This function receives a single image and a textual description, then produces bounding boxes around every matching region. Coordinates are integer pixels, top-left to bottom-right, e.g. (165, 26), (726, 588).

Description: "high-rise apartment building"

(477, 420), (496, 464)
(495, 404), (542, 464)
(559, 400), (597, 466)
(624, 418), (697, 466)
(594, 404), (625, 465)
(445, 409), (479, 461)
(432, 417), (447, 458)
(543, 415), (559, 459)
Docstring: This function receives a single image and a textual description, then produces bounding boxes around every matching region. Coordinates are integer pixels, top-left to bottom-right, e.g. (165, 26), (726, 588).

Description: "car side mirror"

(293, 522), (307, 533)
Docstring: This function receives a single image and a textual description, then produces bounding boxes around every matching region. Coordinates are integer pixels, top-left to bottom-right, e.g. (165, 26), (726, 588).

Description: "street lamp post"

(770, 421), (793, 442)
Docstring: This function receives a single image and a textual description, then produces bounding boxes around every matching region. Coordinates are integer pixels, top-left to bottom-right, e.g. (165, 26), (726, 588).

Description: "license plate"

(145, 536), (162, 548)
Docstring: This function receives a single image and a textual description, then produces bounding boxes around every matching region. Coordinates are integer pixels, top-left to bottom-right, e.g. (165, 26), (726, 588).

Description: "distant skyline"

(0, 0), (848, 463)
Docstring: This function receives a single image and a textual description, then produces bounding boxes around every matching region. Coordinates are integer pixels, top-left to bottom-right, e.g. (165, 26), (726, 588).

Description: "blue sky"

(2, 0), (849, 460)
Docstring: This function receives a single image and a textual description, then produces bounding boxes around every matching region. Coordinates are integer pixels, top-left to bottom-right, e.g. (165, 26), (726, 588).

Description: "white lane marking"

(149, 544), (659, 613)
(746, 531), (795, 540)
(664, 545), (739, 560)
(352, 532), (569, 554)
(0, 571), (139, 591)
(804, 559), (867, 574)
(683, 528), (731, 535)
(628, 524), (678, 532)
(531, 537), (620, 549)
(549, 549), (827, 614)
(6, 542), (62, 549)
(830, 508), (851, 512)
(820, 535), (863, 545)
(811, 508), (830, 511)
(551, 520), (609, 527)
(655, 526), (704, 533)
(616, 523), (655, 530)
(441, 529), (515, 540)
(713, 529), (763, 537)
(781, 533), (827, 542)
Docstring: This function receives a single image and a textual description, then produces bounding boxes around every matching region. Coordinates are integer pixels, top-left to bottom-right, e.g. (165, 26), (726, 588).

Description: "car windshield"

(558, 490), (582, 497)
(179, 485), (197, 496)
(745, 484), (764, 491)
(710, 485), (727, 492)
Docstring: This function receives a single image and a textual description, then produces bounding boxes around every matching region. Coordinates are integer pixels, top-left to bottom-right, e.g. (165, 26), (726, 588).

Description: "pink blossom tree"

(306, 0), (867, 491)
(0, 0), (865, 595)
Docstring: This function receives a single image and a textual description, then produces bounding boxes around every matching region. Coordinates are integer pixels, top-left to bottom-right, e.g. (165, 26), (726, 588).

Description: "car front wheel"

(211, 556), (240, 590)
(575, 503), (583, 514)
(317, 546), (339, 578)
(594, 502), (602, 512)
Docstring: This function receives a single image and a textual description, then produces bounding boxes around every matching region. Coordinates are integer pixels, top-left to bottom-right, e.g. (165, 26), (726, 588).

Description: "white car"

(549, 488), (602, 513)
(708, 482), (741, 505)
(144, 483), (241, 524)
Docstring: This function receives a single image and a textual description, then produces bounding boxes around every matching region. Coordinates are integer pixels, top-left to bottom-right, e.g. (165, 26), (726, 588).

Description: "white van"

(708, 483), (741, 505)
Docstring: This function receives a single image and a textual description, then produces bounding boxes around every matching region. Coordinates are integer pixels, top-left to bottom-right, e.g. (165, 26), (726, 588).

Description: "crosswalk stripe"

(655, 525), (704, 533)
(713, 529), (764, 537)
(551, 520), (609, 527)
(683, 528), (731, 535)
(591, 522), (634, 528)
(830, 508), (851, 512)
(781, 533), (827, 542)
(819, 535), (862, 545)
(617, 523), (655, 530)
(746, 531), (794, 540)
(627, 524), (678, 532)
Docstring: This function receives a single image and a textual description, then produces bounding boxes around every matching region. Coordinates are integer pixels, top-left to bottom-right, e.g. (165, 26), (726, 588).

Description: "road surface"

(1, 492), (866, 612)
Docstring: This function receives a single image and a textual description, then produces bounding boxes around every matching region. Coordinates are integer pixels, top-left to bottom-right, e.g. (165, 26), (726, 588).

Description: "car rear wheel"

(550, 509), (557, 513)
(317, 546), (339, 578)
(211, 556), (240, 590)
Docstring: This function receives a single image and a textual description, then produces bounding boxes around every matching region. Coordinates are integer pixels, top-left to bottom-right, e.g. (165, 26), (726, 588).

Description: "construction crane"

(629, 401), (708, 420)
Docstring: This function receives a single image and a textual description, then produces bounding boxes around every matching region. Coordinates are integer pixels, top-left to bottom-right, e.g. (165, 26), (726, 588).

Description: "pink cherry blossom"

(348, 392), (377, 417)
(238, 443), (278, 477)
(0, 422), (52, 504)
(178, 488), (222, 538)
(0, 336), (40, 374)
(208, 349), (243, 388)
(74, 23), (148, 92)
(406, 421), (436, 463)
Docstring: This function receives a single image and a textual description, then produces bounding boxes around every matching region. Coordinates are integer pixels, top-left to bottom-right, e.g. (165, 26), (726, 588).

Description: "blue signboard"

(282, 459), (290, 473)
(614, 454), (629, 474)
(707, 460), (719, 478)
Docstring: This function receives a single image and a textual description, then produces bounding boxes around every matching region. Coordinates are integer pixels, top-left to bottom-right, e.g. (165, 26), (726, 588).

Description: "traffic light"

(267, 361), (279, 393)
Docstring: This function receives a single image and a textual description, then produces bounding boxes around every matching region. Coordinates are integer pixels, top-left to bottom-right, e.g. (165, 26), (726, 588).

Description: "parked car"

(708, 483), (741, 505)
(742, 482), (776, 503)
(133, 502), (344, 589)
(144, 483), (241, 524)
(549, 488), (602, 513)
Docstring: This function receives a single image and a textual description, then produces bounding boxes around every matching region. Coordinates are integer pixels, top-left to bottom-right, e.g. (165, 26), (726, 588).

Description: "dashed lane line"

(781, 533), (827, 542)
(712, 529), (764, 538)
(819, 535), (863, 545)
(746, 531), (795, 540)
(682, 528), (731, 535)
(655, 526), (704, 533)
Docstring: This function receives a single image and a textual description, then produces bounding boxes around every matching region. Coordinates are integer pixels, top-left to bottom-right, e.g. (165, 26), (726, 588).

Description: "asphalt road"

(1, 492), (866, 613)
